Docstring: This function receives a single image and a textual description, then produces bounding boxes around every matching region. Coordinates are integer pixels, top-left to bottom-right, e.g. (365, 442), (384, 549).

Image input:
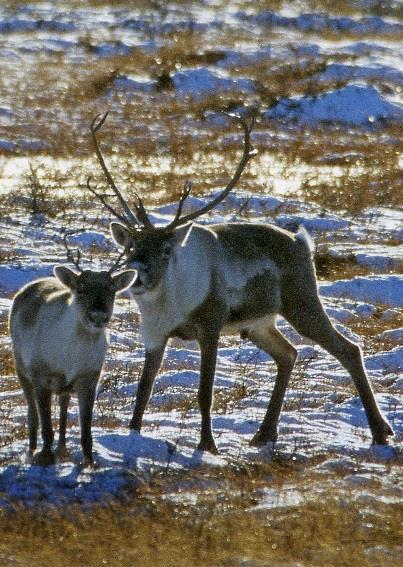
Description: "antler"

(62, 228), (130, 274)
(170, 180), (193, 226)
(108, 247), (129, 274)
(86, 176), (128, 224)
(89, 112), (153, 229)
(61, 230), (83, 272)
(165, 113), (257, 229)
(89, 111), (256, 231)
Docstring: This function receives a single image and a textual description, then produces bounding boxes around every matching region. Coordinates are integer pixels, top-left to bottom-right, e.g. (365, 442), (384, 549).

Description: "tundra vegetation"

(0, 1), (402, 566)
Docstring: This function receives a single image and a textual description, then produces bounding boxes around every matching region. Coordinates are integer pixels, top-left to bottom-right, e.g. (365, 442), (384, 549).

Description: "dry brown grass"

(4, 118), (398, 218)
(3, 0), (401, 16)
(0, 239), (20, 262)
(13, 164), (78, 218)
(0, 314), (15, 379)
(299, 153), (402, 215)
(213, 382), (255, 414)
(0, 349), (14, 380)
(0, 20), (400, 216)
(315, 251), (373, 281)
(149, 380), (258, 416)
(275, 123), (403, 214)
(0, 466), (400, 567)
(349, 308), (403, 354)
(237, 0), (402, 17)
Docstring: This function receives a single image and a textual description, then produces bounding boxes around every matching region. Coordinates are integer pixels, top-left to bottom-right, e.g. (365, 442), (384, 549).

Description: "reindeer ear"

(110, 222), (132, 248)
(54, 265), (79, 290)
(174, 223), (193, 247)
(112, 270), (137, 294)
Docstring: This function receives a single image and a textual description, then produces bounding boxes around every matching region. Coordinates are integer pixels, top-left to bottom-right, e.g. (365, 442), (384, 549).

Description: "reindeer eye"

(125, 243), (136, 256)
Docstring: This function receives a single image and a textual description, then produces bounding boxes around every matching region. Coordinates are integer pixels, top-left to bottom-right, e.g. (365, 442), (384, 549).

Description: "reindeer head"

(57, 233), (136, 329)
(110, 223), (192, 295)
(87, 111), (257, 296)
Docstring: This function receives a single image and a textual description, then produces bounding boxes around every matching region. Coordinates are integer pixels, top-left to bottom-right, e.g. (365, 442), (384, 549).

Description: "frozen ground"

(0, 194), (401, 508)
(0, 1), (402, 511)
(0, 1), (402, 154)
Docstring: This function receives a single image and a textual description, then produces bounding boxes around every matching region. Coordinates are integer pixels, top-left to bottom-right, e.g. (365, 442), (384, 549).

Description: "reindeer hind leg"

(282, 290), (393, 445)
(247, 318), (297, 446)
(17, 371), (39, 455)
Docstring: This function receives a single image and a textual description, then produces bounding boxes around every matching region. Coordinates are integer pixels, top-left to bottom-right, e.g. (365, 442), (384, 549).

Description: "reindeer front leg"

(76, 374), (99, 466)
(197, 331), (220, 454)
(33, 383), (55, 466)
(56, 392), (71, 459)
(130, 343), (167, 432)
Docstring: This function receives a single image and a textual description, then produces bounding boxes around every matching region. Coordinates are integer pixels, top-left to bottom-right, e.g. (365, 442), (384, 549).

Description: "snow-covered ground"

(0, 1), (401, 510)
(0, 195), (401, 508)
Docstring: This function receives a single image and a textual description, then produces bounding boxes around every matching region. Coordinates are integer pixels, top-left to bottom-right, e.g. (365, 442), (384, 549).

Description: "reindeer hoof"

(79, 458), (98, 469)
(371, 422), (394, 445)
(198, 438), (219, 455)
(129, 418), (141, 432)
(33, 450), (56, 466)
(250, 430), (277, 447)
(55, 445), (70, 461)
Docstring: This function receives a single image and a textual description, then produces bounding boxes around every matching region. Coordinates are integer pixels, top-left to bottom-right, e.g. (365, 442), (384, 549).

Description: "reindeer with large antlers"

(9, 237), (136, 465)
(89, 112), (393, 453)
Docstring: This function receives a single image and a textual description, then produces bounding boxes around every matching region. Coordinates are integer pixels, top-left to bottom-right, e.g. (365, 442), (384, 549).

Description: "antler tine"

(167, 113), (257, 229)
(132, 193), (154, 230)
(62, 231), (83, 272)
(91, 111), (109, 134)
(171, 180), (193, 225)
(86, 176), (128, 224)
(108, 247), (129, 274)
(90, 112), (152, 228)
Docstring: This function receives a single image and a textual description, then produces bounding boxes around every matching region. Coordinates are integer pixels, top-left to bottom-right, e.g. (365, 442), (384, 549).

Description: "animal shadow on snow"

(95, 430), (207, 469)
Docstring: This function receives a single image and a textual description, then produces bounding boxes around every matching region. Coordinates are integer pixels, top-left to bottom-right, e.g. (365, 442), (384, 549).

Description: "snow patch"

(0, 265), (52, 294)
(365, 347), (403, 373)
(266, 84), (403, 127)
(320, 275), (403, 307)
(172, 67), (255, 97)
(378, 327), (403, 343)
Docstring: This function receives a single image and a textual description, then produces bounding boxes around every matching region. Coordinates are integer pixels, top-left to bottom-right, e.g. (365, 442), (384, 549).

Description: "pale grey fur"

(9, 266), (135, 465)
(111, 220), (394, 454)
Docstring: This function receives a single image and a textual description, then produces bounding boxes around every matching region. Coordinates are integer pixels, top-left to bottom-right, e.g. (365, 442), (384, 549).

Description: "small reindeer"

(9, 240), (135, 466)
(88, 112), (393, 453)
